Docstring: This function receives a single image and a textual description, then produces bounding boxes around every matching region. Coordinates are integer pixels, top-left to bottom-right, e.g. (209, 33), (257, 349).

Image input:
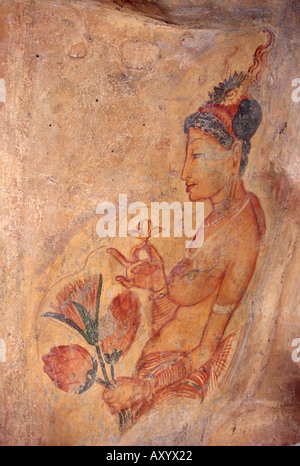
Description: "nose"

(181, 157), (190, 181)
(181, 165), (187, 181)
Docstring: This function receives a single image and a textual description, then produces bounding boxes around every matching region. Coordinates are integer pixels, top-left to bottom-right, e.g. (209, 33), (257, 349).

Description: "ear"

(231, 140), (243, 169)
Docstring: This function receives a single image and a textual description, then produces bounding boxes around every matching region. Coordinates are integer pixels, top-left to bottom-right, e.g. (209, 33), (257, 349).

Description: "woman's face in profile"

(182, 127), (237, 201)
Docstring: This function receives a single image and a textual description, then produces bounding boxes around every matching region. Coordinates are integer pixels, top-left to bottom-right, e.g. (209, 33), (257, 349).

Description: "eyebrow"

(188, 137), (204, 145)
(188, 136), (221, 151)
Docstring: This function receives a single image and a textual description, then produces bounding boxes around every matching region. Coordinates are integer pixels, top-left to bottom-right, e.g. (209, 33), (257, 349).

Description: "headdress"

(184, 30), (274, 174)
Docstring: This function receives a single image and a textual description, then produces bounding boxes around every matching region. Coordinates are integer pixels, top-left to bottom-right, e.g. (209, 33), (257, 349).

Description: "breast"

(145, 293), (217, 354)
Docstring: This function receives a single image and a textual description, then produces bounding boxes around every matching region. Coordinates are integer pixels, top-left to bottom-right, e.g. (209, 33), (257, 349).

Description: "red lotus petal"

(50, 276), (100, 330)
(42, 344), (94, 394)
(128, 230), (142, 238)
(101, 291), (141, 356)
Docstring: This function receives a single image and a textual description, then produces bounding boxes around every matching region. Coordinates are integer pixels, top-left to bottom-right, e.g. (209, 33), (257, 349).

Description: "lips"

(186, 183), (196, 192)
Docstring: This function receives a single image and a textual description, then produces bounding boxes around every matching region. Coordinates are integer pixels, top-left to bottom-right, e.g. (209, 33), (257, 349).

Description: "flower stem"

(119, 410), (128, 432)
(96, 378), (110, 389)
(119, 413), (123, 431)
(95, 344), (112, 388)
(110, 364), (116, 385)
(95, 274), (102, 329)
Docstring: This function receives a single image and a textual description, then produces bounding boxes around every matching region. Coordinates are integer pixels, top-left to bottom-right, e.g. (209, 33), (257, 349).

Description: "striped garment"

(119, 329), (240, 430)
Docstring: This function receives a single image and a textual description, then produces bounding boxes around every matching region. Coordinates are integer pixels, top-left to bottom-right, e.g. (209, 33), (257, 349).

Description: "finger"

(102, 391), (120, 406)
(102, 390), (113, 402)
(102, 386), (117, 398)
(126, 260), (149, 279)
(106, 248), (132, 267)
(103, 398), (120, 410)
(133, 241), (163, 264)
(116, 276), (134, 288)
(105, 400), (120, 414)
(130, 241), (148, 262)
(110, 405), (121, 415)
(145, 243), (164, 263)
(127, 261), (156, 290)
(115, 377), (132, 384)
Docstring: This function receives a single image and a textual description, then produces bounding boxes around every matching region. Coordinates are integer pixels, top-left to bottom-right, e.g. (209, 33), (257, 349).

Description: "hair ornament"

(184, 29), (275, 174)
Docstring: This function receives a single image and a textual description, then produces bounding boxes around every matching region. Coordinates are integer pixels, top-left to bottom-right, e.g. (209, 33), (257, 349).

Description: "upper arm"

(215, 237), (258, 309)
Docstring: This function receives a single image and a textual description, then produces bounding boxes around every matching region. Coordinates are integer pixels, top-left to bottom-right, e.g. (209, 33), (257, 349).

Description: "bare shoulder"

(230, 193), (263, 243)
(216, 194), (264, 307)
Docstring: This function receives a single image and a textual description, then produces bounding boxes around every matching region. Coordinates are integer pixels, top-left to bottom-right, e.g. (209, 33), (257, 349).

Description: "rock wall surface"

(0, 0), (299, 446)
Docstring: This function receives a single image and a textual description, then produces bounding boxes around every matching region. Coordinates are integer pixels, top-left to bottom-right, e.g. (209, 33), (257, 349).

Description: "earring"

(228, 174), (238, 199)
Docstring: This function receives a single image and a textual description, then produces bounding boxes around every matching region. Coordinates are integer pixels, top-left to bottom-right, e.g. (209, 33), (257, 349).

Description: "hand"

(102, 377), (151, 414)
(107, 241), (167, 292)
(188, 346), (212, 374)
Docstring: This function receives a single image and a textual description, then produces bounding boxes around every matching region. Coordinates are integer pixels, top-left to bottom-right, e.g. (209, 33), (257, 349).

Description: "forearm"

(144, 357), (192, 398)
(149, 286), (179, 334)
(189, 304), (235, 371)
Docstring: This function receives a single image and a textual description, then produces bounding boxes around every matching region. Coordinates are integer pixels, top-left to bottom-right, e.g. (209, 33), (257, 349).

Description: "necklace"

(205, 194), (247, 229)
(185, 194), (250, 255)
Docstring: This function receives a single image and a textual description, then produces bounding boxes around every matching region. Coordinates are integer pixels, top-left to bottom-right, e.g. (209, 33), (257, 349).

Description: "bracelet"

(143, 358), (190, 398)
(149, 285), (168, 301)
(183, 354), (193, 376)
(212, 303), (235, 315)
(144, 375), (156, 398)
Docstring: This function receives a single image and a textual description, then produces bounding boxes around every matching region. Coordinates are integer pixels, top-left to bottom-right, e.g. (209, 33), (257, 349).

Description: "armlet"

(212, 303), (236, 315)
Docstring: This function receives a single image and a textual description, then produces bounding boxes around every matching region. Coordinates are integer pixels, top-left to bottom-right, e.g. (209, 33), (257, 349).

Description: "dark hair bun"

(232, 99), (262, 175)
(232, 99), (262, 142)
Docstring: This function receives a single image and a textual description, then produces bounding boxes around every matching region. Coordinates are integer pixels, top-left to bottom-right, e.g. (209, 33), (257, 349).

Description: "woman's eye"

(192, 153), (204, 159)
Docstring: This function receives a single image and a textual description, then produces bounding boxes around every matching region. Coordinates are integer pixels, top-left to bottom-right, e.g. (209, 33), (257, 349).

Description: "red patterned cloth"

(122, 330), (239, 427)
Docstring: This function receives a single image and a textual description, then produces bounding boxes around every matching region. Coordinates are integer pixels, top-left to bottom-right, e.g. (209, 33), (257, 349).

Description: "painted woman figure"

(102, 32), (274, 427)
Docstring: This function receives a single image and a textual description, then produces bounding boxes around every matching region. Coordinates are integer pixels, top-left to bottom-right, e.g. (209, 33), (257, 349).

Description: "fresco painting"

(1, 0), (300, 446)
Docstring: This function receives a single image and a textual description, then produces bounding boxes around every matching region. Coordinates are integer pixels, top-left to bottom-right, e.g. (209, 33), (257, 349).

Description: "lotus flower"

(42, 275), (142, 403)
(129, 219), (162, 240)
(43, 275), (103, 346)
(50, 276), (101, 330)
(42, 344), (97, 394)
(100, 291), (141, 358)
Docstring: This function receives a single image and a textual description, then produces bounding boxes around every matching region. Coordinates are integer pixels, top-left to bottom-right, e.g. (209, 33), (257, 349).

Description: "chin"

(188, 190), (209, 201)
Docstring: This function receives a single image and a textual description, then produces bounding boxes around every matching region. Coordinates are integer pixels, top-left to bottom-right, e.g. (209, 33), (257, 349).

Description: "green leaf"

(72, 302), (98, 345)
(104, 349), (122, 366)
(111, 349), (122, 365)
(42, 312), (93, 345)
(95, 274), (103, 328)
(104, 353), (111, 365)
(78, 358), (98, 395)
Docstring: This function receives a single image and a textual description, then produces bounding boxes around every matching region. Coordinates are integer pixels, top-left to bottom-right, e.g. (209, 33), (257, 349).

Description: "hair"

(184, 99), (262, 175)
